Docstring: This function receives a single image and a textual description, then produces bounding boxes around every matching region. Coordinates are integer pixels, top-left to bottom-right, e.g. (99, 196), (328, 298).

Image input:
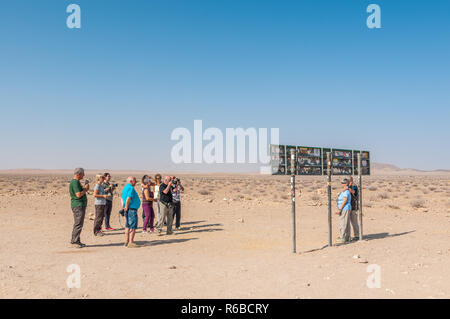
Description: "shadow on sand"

(84, 237), (198, 248)
(363, 230), (416, 241)
(300, 230), (416, 253)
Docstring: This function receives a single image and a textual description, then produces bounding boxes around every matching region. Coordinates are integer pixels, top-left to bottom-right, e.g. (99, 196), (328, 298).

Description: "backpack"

(350, 186), (358, 211)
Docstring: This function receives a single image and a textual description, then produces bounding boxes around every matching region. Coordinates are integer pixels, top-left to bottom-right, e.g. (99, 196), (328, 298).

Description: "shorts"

(125, 209), (138, 229)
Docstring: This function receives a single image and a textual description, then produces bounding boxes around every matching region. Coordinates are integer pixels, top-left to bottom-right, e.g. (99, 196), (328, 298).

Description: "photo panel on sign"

(332, 149), (353, 175)
(296, 146), (322, 175)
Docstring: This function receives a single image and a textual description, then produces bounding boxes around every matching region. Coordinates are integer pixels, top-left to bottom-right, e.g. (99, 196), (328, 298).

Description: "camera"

(172, 177), (179, 185)
(112, 183), (118, 187)
(84, 180), (90, 185)
(119, 209), (126, 217)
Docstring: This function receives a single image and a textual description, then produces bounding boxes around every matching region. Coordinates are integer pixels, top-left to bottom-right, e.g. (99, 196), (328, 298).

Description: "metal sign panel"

(270, 144), (370, 175)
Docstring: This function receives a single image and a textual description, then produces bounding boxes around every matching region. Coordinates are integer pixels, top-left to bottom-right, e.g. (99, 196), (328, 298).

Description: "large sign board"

(270, 144), (370, 176)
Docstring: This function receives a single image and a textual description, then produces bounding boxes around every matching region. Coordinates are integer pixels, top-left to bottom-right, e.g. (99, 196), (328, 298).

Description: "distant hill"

(372, 163), (450, 175)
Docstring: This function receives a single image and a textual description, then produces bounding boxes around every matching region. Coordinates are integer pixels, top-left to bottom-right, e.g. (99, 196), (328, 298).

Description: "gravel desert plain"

(1, 165), (449, 299)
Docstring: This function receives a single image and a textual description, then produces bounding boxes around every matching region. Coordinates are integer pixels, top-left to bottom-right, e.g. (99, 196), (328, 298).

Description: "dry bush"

(368, 186), (377, 191)
(310, 194), (320, 201)
(378, 192), (389, 200)
(410, 199), (426, 208)
(428, 187), (436, 191)
(388, 204), (400, 210)
(198, 190), (210, 196)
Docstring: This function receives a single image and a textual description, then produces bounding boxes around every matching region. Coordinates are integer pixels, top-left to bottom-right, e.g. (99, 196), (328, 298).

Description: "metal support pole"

(357, 153), (363, 241)
(290, 149), (296, 253)
(327, 152), (332, 247)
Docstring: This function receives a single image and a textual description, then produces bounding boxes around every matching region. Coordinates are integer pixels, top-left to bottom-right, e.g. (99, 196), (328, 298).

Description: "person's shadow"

(175, 223), (223, 235)
(85, 237), (198, 248)
(301, 230), (416, 253)
(363, 230), (415, 241)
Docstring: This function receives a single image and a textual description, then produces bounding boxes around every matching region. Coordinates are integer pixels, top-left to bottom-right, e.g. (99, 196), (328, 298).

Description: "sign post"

(357, 153), (363, 241)
(290, 149), (296, 253)
(327, 152), (332, 247)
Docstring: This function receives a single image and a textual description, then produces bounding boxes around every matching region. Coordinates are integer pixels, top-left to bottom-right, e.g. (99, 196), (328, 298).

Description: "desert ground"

(0, 170), (449, 298)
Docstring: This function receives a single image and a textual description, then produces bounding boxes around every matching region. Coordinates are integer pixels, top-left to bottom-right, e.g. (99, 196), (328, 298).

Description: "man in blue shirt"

(336, 178), (352, 243)
(121, 176), (141, 248)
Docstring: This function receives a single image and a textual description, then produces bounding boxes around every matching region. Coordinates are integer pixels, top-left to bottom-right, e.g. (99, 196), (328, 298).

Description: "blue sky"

(0, 0), (449, 171)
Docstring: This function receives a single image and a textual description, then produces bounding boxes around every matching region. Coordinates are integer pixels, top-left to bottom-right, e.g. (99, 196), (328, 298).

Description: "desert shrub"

(378, 192), (389, 200)
(310, 194), (320, 201)
(198, 190), (210, 196)
(388, 204), (400, 210)
(368, 186), (377, 191)
(410, 200), (426, 208)
(280, 194), (289, 200)
(428, 187), (436, 191)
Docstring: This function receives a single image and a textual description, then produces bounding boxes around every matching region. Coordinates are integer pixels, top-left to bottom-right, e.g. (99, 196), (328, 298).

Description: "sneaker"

(150, 228), (155, 233)
(351, 236), (360, 241)
(71, 243), (83, 248)
(175, 227), (180, 230)
(124, 242), (129, 247)
(336, 237), (346, 243)
(166, 231), (174, 235)
(106, 227), (115, 231)
(127, 242), (139, 248)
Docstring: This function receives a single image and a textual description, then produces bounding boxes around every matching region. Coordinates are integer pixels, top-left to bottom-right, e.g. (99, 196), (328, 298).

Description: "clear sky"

(0, 0), (449, 171)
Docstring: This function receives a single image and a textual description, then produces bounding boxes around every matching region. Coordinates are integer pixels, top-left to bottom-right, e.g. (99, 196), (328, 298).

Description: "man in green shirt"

(69, 167), (89, 248)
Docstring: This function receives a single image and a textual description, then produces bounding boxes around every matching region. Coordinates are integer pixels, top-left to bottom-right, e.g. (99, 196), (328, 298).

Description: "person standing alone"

(69, 168), (89, 248)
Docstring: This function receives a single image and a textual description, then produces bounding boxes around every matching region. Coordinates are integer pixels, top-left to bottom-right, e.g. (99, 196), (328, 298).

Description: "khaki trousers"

(339, 209), (360, 240)
(350, 209), (360, 238)
(155, 202), (173, 234)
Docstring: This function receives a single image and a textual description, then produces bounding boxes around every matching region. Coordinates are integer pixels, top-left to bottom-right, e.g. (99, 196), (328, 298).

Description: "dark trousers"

(104, 200), (113, 228)
(172, 202), (181, 228)
(94, 205), (106, 235)
(71, 206), (86, 244)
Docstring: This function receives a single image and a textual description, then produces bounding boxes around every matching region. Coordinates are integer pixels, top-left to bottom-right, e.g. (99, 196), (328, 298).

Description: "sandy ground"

(0, 172), (449, 298)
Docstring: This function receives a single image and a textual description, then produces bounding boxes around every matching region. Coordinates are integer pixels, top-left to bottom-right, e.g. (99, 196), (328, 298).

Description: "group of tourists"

(68, 167), (359, 249)
(68, 168), (183, 248)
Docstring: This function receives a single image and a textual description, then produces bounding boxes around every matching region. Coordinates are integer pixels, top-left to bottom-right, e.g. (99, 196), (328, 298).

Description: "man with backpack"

(348, 176), (360, 241)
